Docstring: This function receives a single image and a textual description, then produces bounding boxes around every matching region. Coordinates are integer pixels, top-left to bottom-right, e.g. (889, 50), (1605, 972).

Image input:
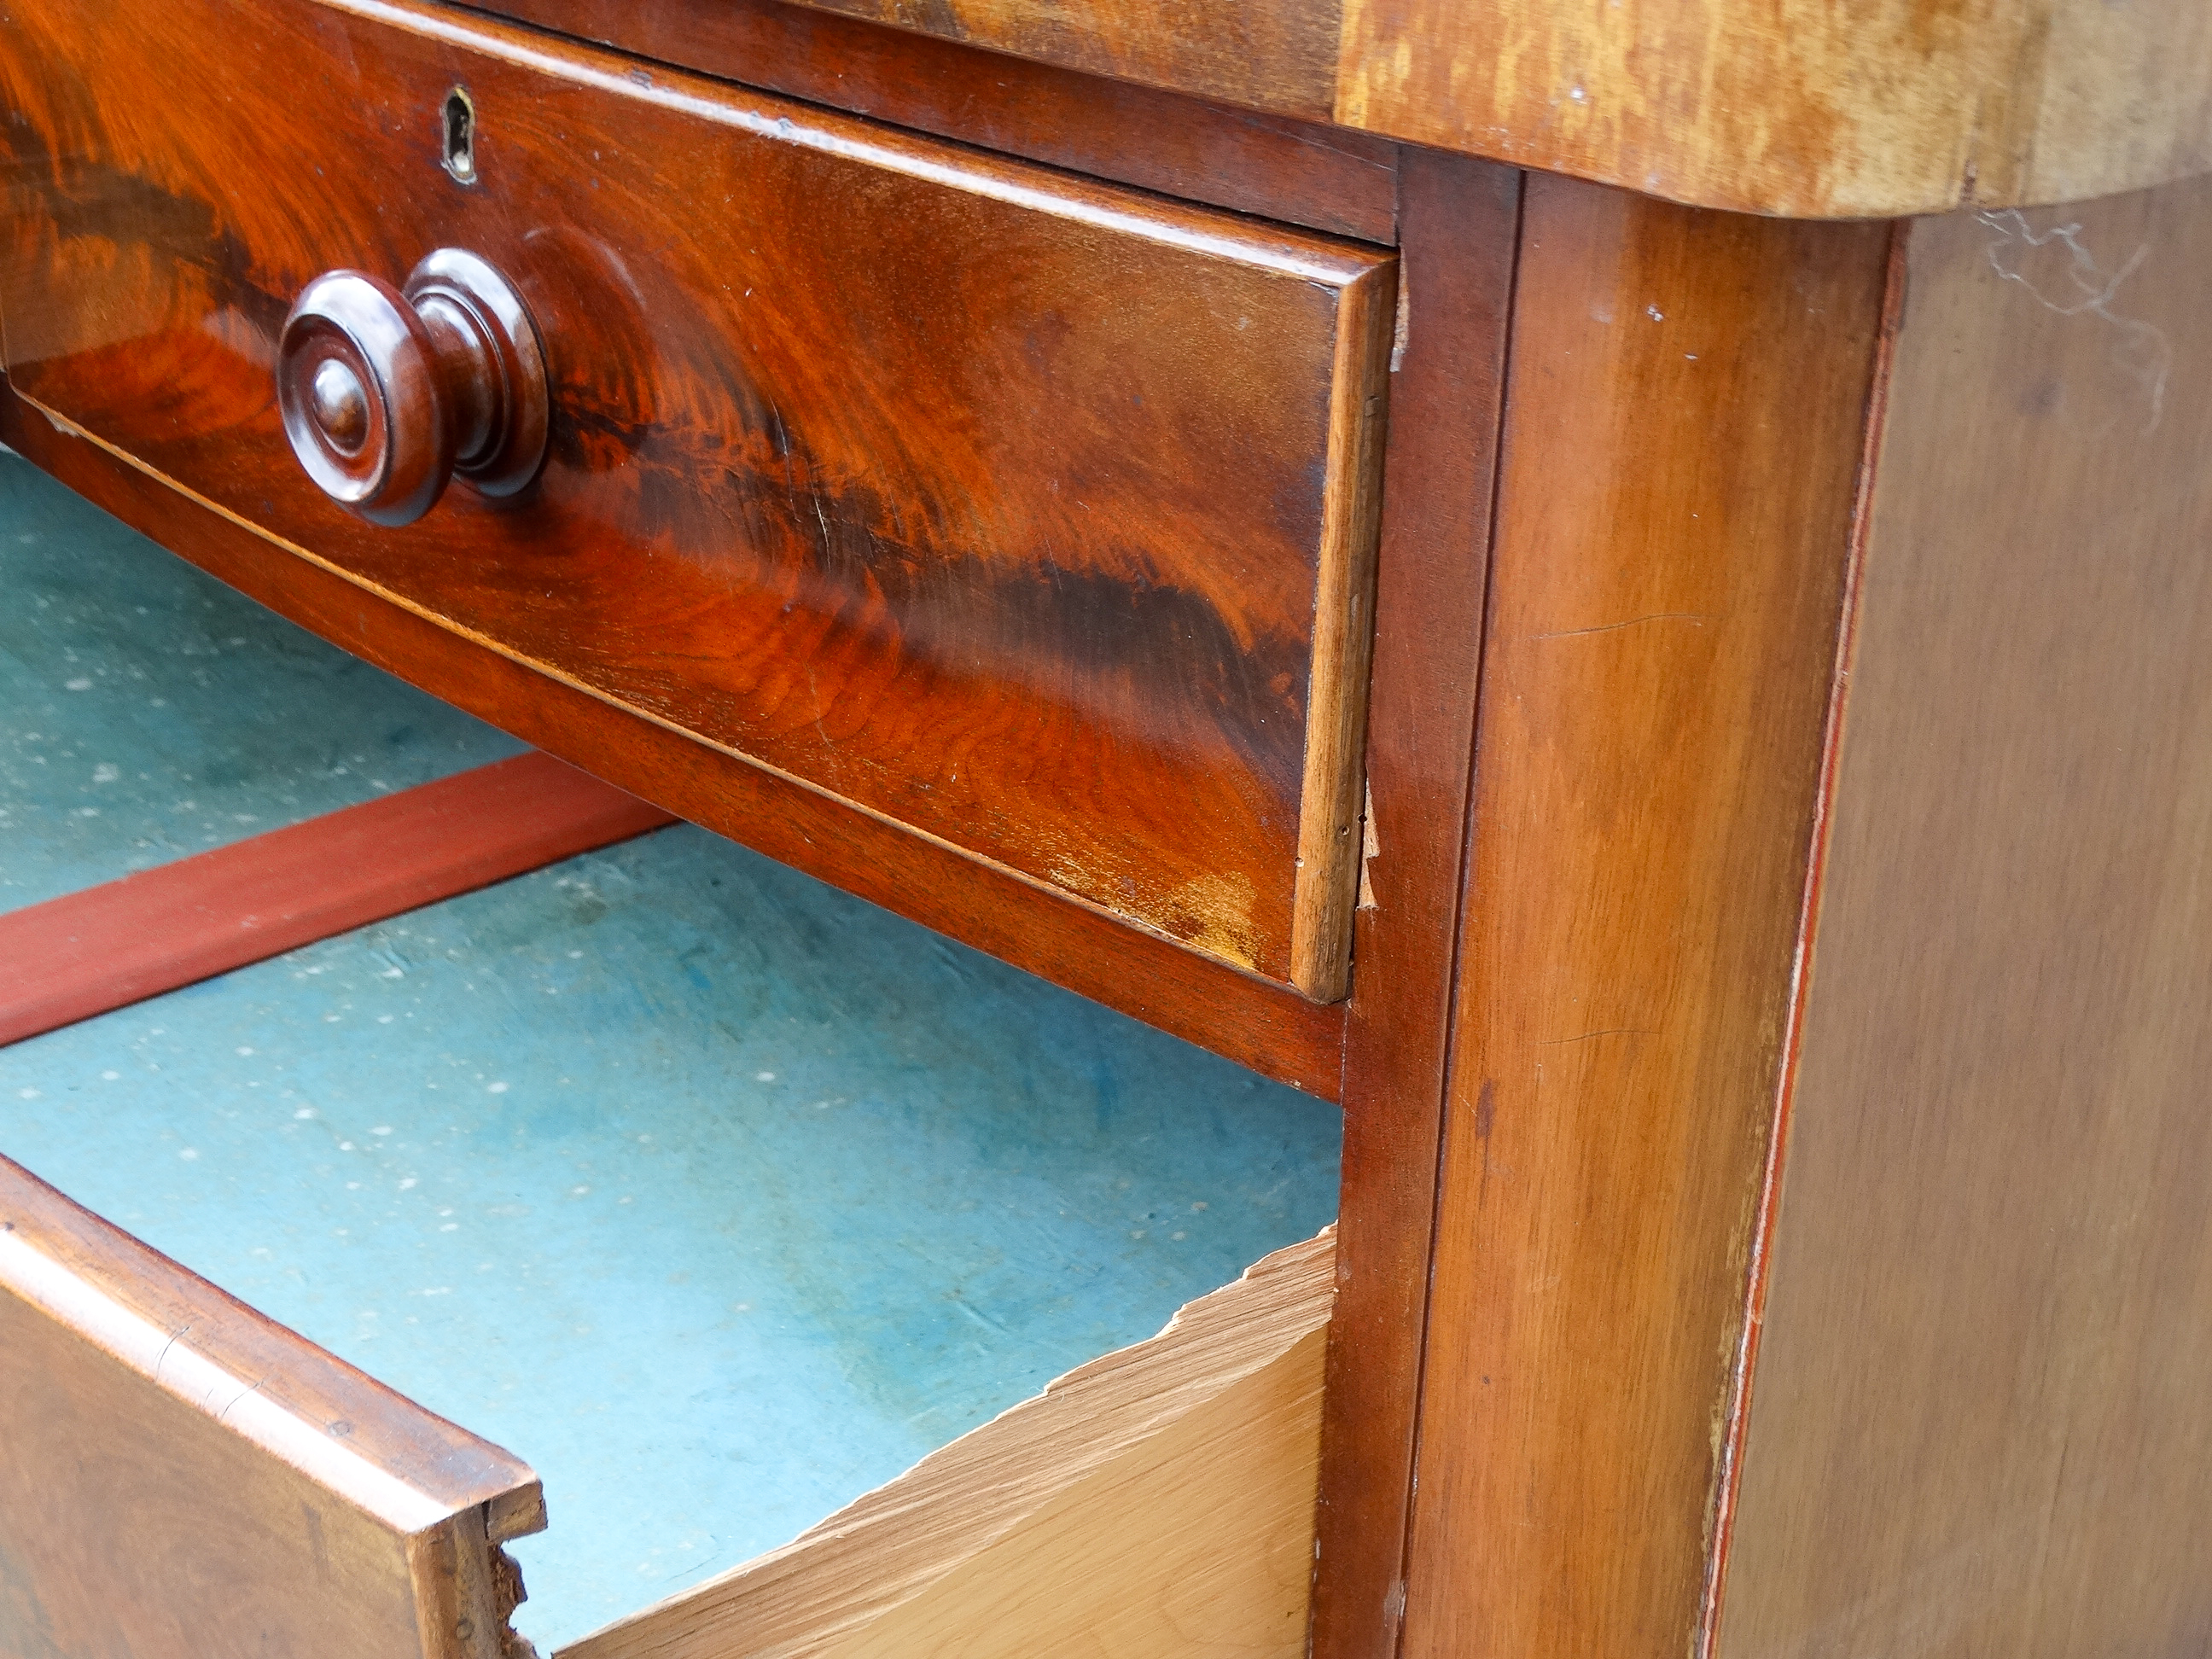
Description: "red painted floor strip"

(0, 751), (677, 1046)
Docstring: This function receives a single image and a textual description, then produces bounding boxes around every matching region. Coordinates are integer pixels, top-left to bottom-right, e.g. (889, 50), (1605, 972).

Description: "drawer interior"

(0, 457), (1343, 1654)
(0, 457), (525, 909)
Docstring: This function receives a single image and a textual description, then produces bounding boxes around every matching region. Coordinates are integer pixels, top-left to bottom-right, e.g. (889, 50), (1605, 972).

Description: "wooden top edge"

(0, 1152), (544, 1534)
(752, 0), (2211, 218)
(332, 0), (1396, 265)
(561, 1228), (1337, 1659)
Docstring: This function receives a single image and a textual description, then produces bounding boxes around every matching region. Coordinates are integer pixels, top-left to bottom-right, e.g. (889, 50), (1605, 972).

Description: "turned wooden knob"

(277, 248), (548, 527)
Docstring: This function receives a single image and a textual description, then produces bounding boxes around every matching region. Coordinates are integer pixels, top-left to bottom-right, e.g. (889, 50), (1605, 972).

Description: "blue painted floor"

(0, 454), (1342, 1650)
(0, 452), (523, 911)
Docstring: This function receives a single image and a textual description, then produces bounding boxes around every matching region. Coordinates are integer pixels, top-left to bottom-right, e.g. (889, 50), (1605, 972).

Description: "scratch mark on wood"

(1534, 614), (1708, 641)
(1537, 1027), (1656, 1046)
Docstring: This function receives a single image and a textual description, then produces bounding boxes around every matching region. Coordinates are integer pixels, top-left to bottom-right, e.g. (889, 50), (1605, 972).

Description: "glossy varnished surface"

(0, 398), (1348, 1096)
(0, 458), (1342, 1648)
(782, 0), (1340, 124)
(487, 0), (1400, 245)
(0, 0), (1394, 998)
(1398, 180), (1889, 1659)
(1718, 182), (2212, 1659)
(0, 751), (671, 1045)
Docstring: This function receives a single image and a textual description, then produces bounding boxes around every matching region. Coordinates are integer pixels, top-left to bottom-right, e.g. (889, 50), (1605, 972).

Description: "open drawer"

(0, 457), (1342, 1658)
(0, 1162), (1335, 1659)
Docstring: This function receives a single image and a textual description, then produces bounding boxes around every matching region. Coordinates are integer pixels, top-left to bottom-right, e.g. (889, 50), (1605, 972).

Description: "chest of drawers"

(4, 1), (2212, 1656)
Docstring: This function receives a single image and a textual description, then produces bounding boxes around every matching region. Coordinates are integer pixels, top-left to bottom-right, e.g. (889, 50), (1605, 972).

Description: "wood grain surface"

(771, 0), (1342, 124)
(0, 0), (1395, 998)
(566, 1231), (1334, 1659)
(1714, 180), (2212, 1659)
(1310, 148), (1519, 1659)
(1335, 0), (2212, 218)
(485, 0), (1400, 245)
(0, 751), (671, 1045)
(1394, 178), (1890, 1659)
(642, 0), (2212, 217)
(0, 1154), (544, 1659)
(0, 393), (1348, 1097)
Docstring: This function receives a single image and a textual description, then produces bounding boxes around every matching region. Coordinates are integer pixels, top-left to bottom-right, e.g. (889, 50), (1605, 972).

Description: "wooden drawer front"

(0, 0), (1394, 999)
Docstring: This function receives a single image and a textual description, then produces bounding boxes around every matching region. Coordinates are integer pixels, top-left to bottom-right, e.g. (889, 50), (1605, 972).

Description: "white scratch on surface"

(1977, 208), (2172, 431)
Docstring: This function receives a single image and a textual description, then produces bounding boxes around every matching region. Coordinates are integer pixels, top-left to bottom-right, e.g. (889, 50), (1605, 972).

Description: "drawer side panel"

(0, 1155), (543, 1659)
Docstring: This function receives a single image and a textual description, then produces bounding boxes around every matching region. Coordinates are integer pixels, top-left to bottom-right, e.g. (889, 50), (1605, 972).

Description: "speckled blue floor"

(0, 455), (1342, 1650)
(0, 451), (523, 911)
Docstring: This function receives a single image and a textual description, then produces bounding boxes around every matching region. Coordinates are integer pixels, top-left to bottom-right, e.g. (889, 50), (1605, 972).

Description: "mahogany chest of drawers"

(4, 0), (2211, 1656)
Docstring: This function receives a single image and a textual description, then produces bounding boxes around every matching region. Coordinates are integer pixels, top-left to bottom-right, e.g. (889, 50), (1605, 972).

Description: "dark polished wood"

(1395, 179), (1892, 1659)
(1717, 178), (2212, 1659)
(0, 0), (1394, 998)
(0, 1152), (545, 1659)
(277, 249), (551, 526)
(480, 0), (1400, 244)
(0, 751), (672, 1047)
(0, 393), (1349, 1097)
(1310, 148), (1520, 1659)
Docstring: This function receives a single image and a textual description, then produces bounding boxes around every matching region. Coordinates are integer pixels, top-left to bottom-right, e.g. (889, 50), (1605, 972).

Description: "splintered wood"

(561, 1231), (1338, 1659)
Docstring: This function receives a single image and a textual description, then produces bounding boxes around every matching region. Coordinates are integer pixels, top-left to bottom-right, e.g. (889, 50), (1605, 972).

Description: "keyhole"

(442, 86), (476, 184)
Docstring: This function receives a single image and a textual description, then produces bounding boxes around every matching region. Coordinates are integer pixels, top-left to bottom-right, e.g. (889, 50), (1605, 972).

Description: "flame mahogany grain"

(0, 391), (1349, 1097)
(0, 0), (1394, 998)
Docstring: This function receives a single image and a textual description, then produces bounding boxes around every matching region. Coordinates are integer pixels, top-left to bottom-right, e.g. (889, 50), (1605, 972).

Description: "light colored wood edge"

(826, 1324), (1330, 1659)
(560, 1229), (1338, 1659)
(1290, 260), (1398, 1002)
(0, 1229), (533, 1657)
(1331, 0), (2212, 220)
(0, 1155), (544, 1531)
